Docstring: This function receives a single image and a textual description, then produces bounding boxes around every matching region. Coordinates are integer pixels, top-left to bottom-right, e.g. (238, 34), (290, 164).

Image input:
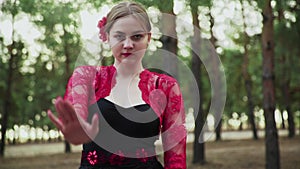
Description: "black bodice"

(80, 98), (162, 168)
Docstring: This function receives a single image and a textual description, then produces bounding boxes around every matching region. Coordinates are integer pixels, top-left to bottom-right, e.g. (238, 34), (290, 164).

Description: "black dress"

(79, 98), (164, 169)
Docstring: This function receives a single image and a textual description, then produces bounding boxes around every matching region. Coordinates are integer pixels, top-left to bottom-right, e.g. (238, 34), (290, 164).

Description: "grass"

(0, 135), (299, 169)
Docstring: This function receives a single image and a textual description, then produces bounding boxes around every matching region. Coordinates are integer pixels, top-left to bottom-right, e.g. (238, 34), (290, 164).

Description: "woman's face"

(107, 16), (151, 65)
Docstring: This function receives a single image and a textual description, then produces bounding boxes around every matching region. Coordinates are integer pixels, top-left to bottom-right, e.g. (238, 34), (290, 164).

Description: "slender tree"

(189, 0), (205, 164)
(157, 0), (178, 79)
(0, 42), (16, 157)
(275, 0), (295, 138)
(207, 4), (222, 141)
(21, 0), (82, 153)
(261, 0), (280, 168)
(240, 0), (258, 140)
(0, 0), (18, 157)
(62, 22), (72, 153)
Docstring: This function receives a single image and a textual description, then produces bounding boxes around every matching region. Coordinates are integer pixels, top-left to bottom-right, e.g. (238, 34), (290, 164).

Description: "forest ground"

(0, 132), (299, 169)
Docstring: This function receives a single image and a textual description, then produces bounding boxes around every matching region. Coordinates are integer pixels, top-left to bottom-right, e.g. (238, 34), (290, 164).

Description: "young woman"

(48, 1), (186, 169)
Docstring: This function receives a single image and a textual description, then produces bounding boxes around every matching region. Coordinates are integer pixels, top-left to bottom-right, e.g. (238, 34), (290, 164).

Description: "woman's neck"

(113, 62), (144, 78)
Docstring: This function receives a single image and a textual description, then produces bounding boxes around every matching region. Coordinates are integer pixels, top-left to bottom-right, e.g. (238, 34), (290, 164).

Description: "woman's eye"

(114, 34), (125, 41)
(131, 34), (144, 41)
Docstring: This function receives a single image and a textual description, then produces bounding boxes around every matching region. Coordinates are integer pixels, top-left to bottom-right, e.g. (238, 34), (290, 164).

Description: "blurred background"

(0, 0), (299, 169)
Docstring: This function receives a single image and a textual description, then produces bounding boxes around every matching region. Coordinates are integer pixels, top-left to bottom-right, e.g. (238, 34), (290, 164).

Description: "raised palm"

(47, 97), (99, 145)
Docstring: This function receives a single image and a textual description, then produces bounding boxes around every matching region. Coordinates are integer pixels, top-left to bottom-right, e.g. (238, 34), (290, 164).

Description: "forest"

(0, 0), (299, 169)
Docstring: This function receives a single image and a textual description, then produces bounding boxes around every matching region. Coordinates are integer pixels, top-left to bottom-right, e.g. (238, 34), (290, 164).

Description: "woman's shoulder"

(145, 69), (179, 88)
(73, 65), (115, 75)
(150, 69), (177, 82)
(73, 65), (114, 70)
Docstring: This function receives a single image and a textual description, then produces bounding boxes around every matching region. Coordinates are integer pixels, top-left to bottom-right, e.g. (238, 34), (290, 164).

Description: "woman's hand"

(47, 97), (99, 145)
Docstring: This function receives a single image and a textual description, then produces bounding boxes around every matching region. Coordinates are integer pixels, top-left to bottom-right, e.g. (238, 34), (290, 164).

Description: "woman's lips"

(122, 53), (132, 57)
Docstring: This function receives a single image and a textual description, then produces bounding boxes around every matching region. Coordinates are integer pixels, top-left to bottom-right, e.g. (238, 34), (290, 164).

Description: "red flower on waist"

(87, 150), (98, 165)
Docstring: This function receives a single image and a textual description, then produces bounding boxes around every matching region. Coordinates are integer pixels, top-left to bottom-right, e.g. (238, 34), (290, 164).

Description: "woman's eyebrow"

(112, 30), (146, 35)
(112, 31), (125, 34)
(132, 30), (146, 34)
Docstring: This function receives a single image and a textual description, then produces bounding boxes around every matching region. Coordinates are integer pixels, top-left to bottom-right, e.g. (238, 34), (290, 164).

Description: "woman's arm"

(48, 66), (99, 145)
(161, 81), (187, 169)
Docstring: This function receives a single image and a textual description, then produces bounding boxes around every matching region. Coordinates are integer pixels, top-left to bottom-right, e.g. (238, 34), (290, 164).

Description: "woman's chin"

(117, 55), (143, 64)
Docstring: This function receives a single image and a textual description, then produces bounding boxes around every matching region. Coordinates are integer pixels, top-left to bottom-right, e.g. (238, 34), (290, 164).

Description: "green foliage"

(24, 1), (83, 129)
(86, 0), (110, 8)
(1, 0), (20, 16)
(221, 49), (245, 114)
(256, 0), (268, 10)
(1, 40), (29, 128)
(273, 0), (300, 110)
(0, 0), (84, 132)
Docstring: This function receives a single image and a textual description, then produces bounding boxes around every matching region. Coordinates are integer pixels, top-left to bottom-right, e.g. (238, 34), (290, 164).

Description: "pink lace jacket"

(63, 65), (186, 169)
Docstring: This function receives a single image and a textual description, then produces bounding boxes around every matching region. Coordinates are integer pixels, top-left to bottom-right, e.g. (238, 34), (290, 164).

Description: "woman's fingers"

(82, 113), (99, 141)
(48, 96), (99, 144)
(75, 112), (99, 140)
(55, 97), (74, 124)
(54, 97), (67, 123)
(62, 99), (77, 121)
(91, 113), (99, 136)
(47, 109), (63, 130)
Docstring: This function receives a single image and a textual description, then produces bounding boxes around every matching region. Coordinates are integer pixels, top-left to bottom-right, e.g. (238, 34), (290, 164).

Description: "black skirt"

(79, 151), (164, 169)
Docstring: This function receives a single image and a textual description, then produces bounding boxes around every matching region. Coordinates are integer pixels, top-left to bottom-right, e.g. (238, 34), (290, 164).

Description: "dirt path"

(0, 133), (299, 169)
(4, 129), (295, 158)
(187, 136), (300, 169)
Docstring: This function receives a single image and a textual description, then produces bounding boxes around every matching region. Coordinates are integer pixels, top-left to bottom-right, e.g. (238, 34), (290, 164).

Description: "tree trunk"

(246, 79), (258, 139)
(261, 1), (280, 169)
(280, 109), (285, 129)
(282, 82), (295, 138)
(63, 25), (71, 153)
(190, 1), (205, 164)
(239, 114), (243, 131)
(209, 8), (222, 142)
(64, 140), (71, 153)
(240, 0), (258, 140)
(215, 120), (222, 141)
(0, 42), (16, 157)
(277, 3), (295, 138)
(158, 0), (178, 79)
(0, 5), (17, 155)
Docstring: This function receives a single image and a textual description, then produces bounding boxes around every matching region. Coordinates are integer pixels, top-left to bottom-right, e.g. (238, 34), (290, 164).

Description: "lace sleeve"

(161, 81), (187, 169)
(63, 66), (97, 120)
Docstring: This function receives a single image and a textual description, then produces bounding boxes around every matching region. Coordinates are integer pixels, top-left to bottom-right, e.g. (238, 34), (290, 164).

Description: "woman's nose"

(123, 38), (133, 49)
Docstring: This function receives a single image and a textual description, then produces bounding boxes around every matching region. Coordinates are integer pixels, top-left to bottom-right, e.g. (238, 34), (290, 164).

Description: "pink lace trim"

(64, 66), (97, 120)
(93, 66), (116, 101)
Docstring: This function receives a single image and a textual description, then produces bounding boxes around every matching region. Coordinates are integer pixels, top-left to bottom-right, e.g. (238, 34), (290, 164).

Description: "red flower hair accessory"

(97, 17), (107, 42)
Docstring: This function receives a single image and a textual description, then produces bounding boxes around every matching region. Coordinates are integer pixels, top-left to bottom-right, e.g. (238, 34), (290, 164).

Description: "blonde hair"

(105, 1), (151, 33)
